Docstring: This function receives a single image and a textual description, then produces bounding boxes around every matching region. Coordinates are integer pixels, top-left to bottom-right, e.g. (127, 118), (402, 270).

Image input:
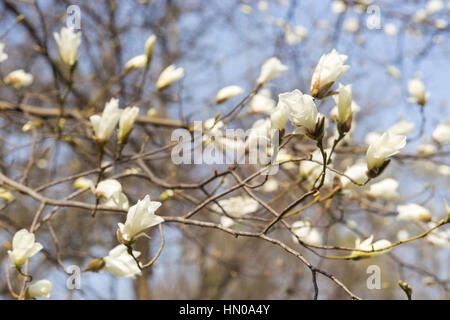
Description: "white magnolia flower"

(145, 34), (156, 60)
(4, 69), (33, 88)
(310, 49), (350, 99)
(344, 18), (359, 33)
(341, 161), (367, 188)
(104, 244), (142, 278)
(397, 203), (432, 222)
(215, 85), (244, 104)
(262, 178), (279, 193)
(366, 178), (399, 200)
(95, 179), (129, 209)
(281, 89), (322, 135)
(156, 64), (184, 90)
(89, 98), (122, 143)
(388, 120), (415, 136)
(249, 89), (276, 114)
(407, 78), (429, 106)
(0, 42), (7, 63)
(8, 229), (43, 267)
(351, 235), (391, 259)
(366, 131), (406, 171)
(387, 65), (401, 78)
(256, 57), (288, 85)
(212, 196), (259, 227)
(27, 280), (52, 299)
(220, 216), (235, 228)
(118, 106), (139, 145)
(117, 195), (164, 243)
(291, 220), (322, 245)
(270, 103), (288, 130)
(53, 27), (81, 66)
(426, 0), (443, 15)
(432, 119), (450, 144)
(124, 54), (147, 72)
(212, 196), (259, 217)
(384, 23), (398, 36)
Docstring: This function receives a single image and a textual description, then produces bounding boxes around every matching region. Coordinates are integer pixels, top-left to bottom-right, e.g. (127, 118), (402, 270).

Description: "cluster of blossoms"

(2, 27), (169, 299)
(207, 47), (450, 258)
(3, 9), (449, 299)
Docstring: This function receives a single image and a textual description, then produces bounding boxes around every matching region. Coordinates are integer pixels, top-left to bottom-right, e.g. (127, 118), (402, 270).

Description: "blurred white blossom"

(4, 69), (33, 88)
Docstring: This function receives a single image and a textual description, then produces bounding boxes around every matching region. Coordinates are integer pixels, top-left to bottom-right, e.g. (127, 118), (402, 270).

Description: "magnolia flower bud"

(104, 244), (142, 278)
(344, 18), (359, 33)
(8, 229), (43, 267)
(310, 49), (350, 99)
(53, 27), (81, 66)
(156, 64), (184, 90)
(256, 57), (288, 85)
(366, 131), (406, 175)
(117, 195), (164, 244)
(350, 235), (391, 260)
(407, 78), (429, 106)
(26, 280), (52, 299)
(432, 119), (450, 145)
(281, 89), (325, 140)
(4, 69), (33, 88)
(270, 104), (288, 130)
(89, 98), (122, 144)
(118, 106), (139, 145)
(387, 65), (400, 78)
(0, 188), (14, 201)
(145, 34), (156, 60)
(73, 177), (94, 190)
(397, 203), (432, 222)
(0, 42), (8, 63)
(124, 54), (147, 73)
(335, 83), (352, 134)
(95, 179), (129, 209)
(84, 258), (106, 273)
(215, 85), (244, 104)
